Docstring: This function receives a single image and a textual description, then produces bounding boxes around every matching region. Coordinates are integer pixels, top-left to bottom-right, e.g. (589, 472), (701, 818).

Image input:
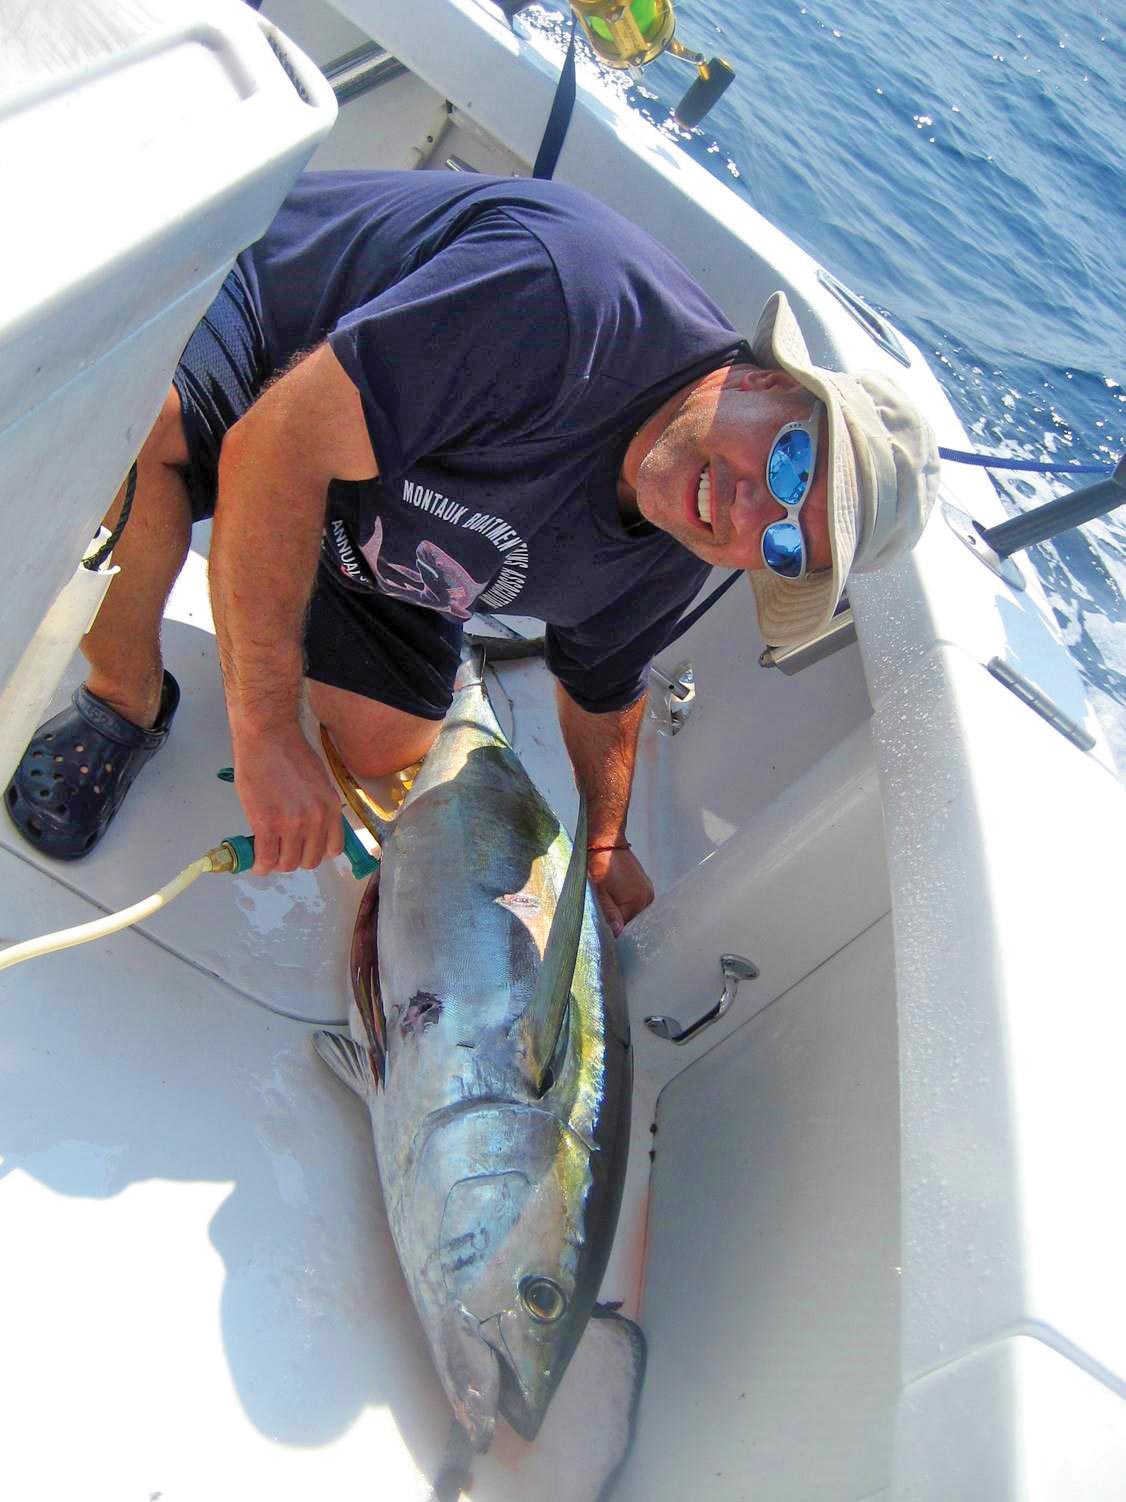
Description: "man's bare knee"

(309, 680), (442, 779)
(327, 721), (441, 780)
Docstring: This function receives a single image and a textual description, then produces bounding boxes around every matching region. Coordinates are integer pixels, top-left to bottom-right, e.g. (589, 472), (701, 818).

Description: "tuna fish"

(314, 650), (632, 1452)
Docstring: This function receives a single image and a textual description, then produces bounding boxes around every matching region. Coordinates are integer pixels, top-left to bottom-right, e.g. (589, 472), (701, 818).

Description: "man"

(5, 171), (938, 934)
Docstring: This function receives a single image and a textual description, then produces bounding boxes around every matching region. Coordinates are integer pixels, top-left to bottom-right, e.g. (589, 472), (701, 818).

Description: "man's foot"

(4, 671), (180, 860)
(81, 668), (167, 733)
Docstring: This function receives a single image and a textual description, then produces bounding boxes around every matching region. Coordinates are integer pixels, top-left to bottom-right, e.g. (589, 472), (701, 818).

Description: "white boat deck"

(0, 860), (648, 1501)
(0, 529), (888, 1497)
(0, 543), (651, 1500)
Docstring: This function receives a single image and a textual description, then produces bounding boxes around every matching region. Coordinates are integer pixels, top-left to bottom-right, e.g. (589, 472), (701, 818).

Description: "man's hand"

(232, 725), (344, 875)
(587, 846), (654, 938)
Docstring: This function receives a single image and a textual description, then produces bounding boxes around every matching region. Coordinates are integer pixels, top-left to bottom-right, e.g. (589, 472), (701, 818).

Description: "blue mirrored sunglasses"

(762, 408), (821, 580)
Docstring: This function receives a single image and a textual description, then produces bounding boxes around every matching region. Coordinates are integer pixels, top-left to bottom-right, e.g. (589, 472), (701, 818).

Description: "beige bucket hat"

(747, 292), (940, 648)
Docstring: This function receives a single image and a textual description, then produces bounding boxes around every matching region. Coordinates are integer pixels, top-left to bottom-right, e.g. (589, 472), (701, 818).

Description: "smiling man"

(5, 171), (938, 934)
(624, 293), (937, 647)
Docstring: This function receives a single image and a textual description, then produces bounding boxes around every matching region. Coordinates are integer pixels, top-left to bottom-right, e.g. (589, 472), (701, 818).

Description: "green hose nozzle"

(215, 767), (379, 879)
(217, 833), (256, 875)
(217, 823), (377, 879)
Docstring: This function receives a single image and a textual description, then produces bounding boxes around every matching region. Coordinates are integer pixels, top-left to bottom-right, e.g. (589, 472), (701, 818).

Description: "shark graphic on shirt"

(359, 516), (489, 622)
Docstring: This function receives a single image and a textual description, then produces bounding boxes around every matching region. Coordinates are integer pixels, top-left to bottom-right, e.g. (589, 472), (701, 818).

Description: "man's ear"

(722, 364), (804, 395)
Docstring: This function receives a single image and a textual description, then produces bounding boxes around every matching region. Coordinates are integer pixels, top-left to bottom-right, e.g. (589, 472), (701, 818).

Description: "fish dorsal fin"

(514, 792), (589, 1095)
(452, 643), (486, 694)
(313, 1030), (380, 1100)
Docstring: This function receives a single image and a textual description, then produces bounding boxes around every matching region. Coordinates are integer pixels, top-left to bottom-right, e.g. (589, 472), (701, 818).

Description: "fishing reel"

(499, 1), (735, 127)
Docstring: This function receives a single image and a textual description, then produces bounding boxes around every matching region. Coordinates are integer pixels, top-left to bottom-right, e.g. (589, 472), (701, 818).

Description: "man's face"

(631, 366), (832, 573)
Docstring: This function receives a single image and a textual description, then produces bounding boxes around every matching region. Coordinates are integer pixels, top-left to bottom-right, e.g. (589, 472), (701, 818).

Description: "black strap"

(532, 14), (578, 180)
(662, 569), (743, 648)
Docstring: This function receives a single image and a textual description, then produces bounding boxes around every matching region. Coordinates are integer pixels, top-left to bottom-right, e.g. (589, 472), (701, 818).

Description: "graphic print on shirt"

(359, 516), (487, 621)
(327, 477), (532, 619)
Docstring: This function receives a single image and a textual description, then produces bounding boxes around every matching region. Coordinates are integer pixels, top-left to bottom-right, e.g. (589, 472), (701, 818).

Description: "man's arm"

(209, 344), (377, 874)
(554, 683), (654, 936)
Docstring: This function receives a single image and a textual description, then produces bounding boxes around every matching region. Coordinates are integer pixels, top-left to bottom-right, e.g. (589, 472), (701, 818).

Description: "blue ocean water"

(530, 0), (1126, 768)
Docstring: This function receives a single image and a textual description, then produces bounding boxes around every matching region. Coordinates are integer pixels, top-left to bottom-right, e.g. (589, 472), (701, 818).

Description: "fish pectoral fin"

(312, 1029), (380, 1100)
(514, 791), (589, 1094)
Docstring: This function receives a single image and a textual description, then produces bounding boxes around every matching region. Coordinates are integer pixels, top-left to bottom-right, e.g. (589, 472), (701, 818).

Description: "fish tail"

(453, 643), (487, 693)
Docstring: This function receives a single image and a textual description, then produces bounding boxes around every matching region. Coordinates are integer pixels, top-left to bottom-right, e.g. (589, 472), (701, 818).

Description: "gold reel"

(570, 0), (677, 69)
(566, 1), (734, 127)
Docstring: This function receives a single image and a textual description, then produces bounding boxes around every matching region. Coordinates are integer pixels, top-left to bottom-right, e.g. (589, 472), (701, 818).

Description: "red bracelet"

(587, 841), (631, 854)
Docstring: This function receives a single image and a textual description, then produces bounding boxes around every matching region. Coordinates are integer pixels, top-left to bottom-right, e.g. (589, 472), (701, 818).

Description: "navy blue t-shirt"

(237, 171), (746, 710)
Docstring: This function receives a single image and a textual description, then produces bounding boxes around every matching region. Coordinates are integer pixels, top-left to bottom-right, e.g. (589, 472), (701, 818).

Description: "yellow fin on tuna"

(513, 792), (589, 1095)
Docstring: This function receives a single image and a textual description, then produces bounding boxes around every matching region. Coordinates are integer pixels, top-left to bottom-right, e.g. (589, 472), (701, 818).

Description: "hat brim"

(747, 295), (861, 648)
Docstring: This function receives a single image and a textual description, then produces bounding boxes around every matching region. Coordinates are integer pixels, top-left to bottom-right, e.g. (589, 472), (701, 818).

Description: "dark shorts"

(172, 268), (460, 720)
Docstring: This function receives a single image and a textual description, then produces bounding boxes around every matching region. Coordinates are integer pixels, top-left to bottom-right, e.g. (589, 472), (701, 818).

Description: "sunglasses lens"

(768, 429), (814, 504)
(762, 520), (804, 578)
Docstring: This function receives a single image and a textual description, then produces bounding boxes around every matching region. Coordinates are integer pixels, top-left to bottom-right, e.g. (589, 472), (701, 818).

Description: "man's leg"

(4, 387), (192, 858)
(301, 561), (461, 789)
(307, 679), (442, 779)
(83, 387), (192, 729)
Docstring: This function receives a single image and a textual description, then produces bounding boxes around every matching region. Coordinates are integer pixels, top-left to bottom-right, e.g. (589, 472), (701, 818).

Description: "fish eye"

(520, 1275), (567, 1324)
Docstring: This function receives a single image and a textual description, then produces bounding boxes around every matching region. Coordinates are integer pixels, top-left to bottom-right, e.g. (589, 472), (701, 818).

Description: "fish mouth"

(483, 1301), (580, 1445)
(497, 1353), (551, 1442)
(437, 1302), (502, 1453)
(435, 1290), (564, 1449)
(439, 1311), (554, 1449)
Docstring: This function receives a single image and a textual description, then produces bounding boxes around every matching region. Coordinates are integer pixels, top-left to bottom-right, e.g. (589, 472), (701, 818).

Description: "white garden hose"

(0, 849), (231, 973)
(0, 746), (411, 976)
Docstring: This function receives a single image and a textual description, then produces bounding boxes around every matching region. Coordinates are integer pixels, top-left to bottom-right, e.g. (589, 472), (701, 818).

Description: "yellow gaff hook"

(319, 727), (420, 844)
